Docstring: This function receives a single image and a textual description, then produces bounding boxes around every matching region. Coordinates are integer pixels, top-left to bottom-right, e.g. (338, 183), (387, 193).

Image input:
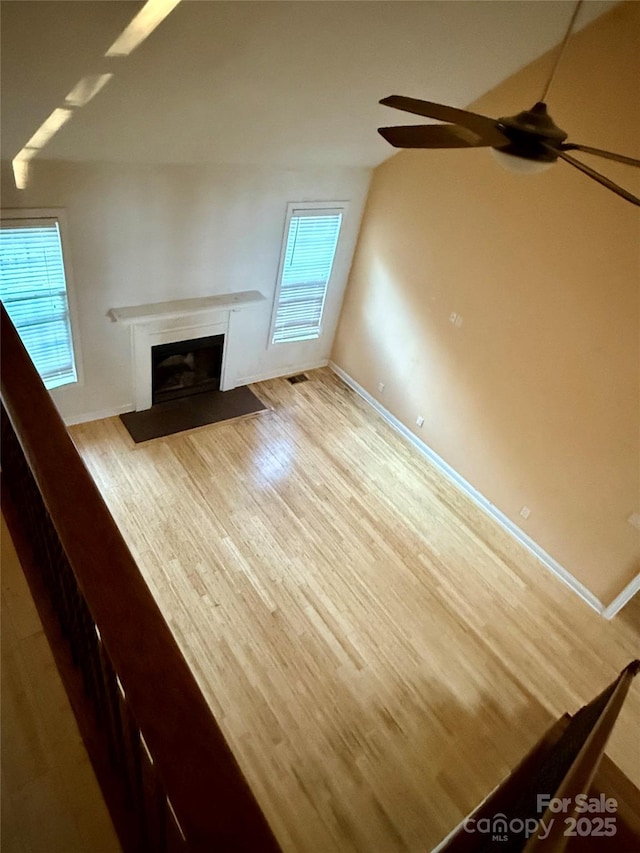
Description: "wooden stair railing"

(434, 661), (640, 852)
(1, 303), (281, 852)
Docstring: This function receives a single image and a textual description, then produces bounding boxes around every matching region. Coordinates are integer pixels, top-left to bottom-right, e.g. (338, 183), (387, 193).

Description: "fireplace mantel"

(111, 291), (266, 412)
(109, 290), (265, 325)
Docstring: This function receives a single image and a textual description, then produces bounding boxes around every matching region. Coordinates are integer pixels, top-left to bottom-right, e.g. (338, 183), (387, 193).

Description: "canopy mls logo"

(463, 814), (554, 842)
(463, 794), (618, 842)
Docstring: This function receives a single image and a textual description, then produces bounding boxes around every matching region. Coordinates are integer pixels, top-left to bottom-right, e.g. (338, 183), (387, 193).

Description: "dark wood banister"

(524, 659), (640, 852)
(1, 303), (281, 851)
(436, 661), (640, 852)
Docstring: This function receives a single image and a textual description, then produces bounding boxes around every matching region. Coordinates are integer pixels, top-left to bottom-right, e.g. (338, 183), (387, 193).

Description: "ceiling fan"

(378, 1), (640, 206)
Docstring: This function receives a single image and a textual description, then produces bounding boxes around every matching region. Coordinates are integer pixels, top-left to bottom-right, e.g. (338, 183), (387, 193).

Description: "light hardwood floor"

(69, 368), (640, 853)
(1, 514), (121, 853)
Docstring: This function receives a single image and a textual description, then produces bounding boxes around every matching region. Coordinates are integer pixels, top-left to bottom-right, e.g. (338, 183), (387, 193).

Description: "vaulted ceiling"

(1, 1), (618, 169)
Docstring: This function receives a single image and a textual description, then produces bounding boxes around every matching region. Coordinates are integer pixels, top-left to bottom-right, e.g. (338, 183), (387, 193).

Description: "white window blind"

(271, 208), (343, 344)
(0, 217), (78, 390)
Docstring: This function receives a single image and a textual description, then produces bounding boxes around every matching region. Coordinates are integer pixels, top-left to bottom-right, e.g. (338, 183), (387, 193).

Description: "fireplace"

(109, 290), (266, 411)
(151, 334), (224, 405)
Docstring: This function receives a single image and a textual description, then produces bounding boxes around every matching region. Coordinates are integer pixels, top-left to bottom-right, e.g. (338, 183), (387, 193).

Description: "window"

(270, 202), (346, 345)
(0, 210), (79, 390)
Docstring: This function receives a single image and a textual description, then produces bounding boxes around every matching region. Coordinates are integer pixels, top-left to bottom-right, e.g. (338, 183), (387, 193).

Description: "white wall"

(0, 160), (370, 422)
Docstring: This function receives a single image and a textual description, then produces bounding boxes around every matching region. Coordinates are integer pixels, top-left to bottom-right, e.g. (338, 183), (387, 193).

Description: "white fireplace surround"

(109, 291), (265, 411)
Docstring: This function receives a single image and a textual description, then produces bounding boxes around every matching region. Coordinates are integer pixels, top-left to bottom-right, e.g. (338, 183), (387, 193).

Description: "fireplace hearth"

(151, 335), (224, 405)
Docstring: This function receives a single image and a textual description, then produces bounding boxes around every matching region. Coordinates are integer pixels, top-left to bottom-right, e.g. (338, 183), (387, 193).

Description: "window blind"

(272, 211), (342, 344)
(0, 218), (77, 389)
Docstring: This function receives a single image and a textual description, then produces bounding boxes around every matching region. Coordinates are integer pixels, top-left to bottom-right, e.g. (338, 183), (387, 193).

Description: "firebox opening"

(151, 334), (224, 405)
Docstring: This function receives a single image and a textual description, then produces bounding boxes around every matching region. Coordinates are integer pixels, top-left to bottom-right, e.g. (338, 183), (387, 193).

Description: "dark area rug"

(120, 387), (268, 443)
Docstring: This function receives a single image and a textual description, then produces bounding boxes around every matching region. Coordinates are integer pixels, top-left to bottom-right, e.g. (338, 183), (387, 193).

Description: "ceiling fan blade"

(378, 123), (496, 149)
(551, 147), (640, 206)
(380, 95), (508, 146)
(560, 143), (640, 168)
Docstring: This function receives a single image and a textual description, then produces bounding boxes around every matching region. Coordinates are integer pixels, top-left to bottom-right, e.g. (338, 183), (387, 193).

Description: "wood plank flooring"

(69, 368), (640, 853)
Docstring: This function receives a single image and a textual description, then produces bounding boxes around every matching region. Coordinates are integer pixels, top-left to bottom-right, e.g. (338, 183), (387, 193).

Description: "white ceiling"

(0, 0), (618, 169)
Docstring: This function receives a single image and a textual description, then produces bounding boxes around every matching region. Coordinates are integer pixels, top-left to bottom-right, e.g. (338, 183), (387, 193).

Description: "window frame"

(0, 207), (83, 391)
(268, 200), (348, 347)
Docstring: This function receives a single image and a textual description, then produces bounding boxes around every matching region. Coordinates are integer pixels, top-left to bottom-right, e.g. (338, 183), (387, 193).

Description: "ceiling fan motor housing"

(496, 102), (567, 163)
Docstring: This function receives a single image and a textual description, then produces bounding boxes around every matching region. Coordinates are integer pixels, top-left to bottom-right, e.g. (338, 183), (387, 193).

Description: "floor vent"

(287, 374), (309, 384)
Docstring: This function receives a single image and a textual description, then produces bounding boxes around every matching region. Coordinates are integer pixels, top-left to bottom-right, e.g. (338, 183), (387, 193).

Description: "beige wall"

(332, 3), (640, 606)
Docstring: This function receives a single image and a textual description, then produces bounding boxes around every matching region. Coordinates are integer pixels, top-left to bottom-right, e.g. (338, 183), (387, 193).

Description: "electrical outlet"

(519, 506), (531, 520)
(449, 312), (458, 324)
(627, 512), (640, 531)
(377, 382), (385, 393)
(416, 416), (424, 428)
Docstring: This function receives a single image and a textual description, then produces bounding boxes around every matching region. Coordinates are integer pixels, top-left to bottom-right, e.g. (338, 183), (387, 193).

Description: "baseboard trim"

(62, 360), (331, 425)
(601, 572), (640, 620)
(329, 361), (607, 617)
(63, 404), (133, 426)
(63, 361), (331, 426)
(236, 359), (329, 387)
